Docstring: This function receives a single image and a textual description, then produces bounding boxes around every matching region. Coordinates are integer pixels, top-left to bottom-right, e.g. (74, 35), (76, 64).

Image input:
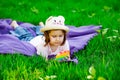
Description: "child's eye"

(52, 35), (56, 38)
(59, 35), (63, 37)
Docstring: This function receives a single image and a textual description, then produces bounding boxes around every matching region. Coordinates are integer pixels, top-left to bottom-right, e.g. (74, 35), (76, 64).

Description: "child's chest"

(48, 46), (63, 55)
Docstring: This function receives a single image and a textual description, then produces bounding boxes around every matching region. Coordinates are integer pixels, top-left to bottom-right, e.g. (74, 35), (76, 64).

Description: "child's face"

(49, 30), (64, 46)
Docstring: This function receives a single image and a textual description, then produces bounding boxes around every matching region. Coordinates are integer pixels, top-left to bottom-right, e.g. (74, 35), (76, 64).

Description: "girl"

(10, 16), (70, 60)
(30, 16), (70, 60)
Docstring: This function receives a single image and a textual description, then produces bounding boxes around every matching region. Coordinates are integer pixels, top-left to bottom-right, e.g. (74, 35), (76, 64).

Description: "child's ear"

(58, 16), (65, 22)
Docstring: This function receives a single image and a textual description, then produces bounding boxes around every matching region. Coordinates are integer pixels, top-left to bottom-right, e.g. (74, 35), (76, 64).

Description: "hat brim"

(40, 25), (69, 32)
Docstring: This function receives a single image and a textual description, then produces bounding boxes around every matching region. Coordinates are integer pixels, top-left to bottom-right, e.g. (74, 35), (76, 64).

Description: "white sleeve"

(29, 36), (48, 58)
(29, 35), (43, 47)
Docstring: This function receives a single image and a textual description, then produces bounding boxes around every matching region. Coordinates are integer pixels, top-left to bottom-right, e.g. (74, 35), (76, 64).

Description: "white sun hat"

(40, 16), (69, 32)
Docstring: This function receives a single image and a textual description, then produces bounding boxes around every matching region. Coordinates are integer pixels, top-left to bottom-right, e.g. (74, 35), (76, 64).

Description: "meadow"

(0, 0), (120, 80)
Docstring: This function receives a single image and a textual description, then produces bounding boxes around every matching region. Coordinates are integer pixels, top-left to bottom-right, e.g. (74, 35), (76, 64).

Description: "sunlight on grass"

(87, 65), (106, 80)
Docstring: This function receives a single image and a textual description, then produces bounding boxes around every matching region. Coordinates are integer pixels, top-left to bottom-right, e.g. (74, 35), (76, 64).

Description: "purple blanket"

(0, 19), (101, 56)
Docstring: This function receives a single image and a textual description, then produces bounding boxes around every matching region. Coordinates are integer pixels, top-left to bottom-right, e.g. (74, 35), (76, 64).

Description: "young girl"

(10, 16), (70, 60)
(30, 16), (70, 60)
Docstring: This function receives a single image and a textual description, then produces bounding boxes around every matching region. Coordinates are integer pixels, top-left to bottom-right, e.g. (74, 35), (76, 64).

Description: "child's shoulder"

(33, 35), (45, 40)
(30, 35), (45, 46)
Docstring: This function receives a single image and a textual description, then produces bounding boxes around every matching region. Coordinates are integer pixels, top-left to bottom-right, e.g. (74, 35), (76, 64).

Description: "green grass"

(0, 0), (120, 80)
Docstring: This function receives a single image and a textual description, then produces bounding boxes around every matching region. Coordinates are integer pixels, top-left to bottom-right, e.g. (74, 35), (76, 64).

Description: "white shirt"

(30, 35), (70, 58)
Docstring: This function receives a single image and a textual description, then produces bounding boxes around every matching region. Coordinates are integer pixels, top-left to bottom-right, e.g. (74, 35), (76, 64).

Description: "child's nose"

(56, 37), (60, 41)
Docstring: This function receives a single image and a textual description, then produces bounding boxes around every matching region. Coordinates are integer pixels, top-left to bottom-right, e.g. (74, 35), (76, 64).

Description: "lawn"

(0, 0), (120, 80)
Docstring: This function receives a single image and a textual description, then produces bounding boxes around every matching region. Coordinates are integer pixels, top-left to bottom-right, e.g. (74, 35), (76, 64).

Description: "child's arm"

(63, 40), (70, 51)
(63, 40), (71, 60)
(30, 36), (48, 58)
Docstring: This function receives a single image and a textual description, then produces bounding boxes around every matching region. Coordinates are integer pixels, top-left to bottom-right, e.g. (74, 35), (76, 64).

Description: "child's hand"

(67, 57), (71, 61)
